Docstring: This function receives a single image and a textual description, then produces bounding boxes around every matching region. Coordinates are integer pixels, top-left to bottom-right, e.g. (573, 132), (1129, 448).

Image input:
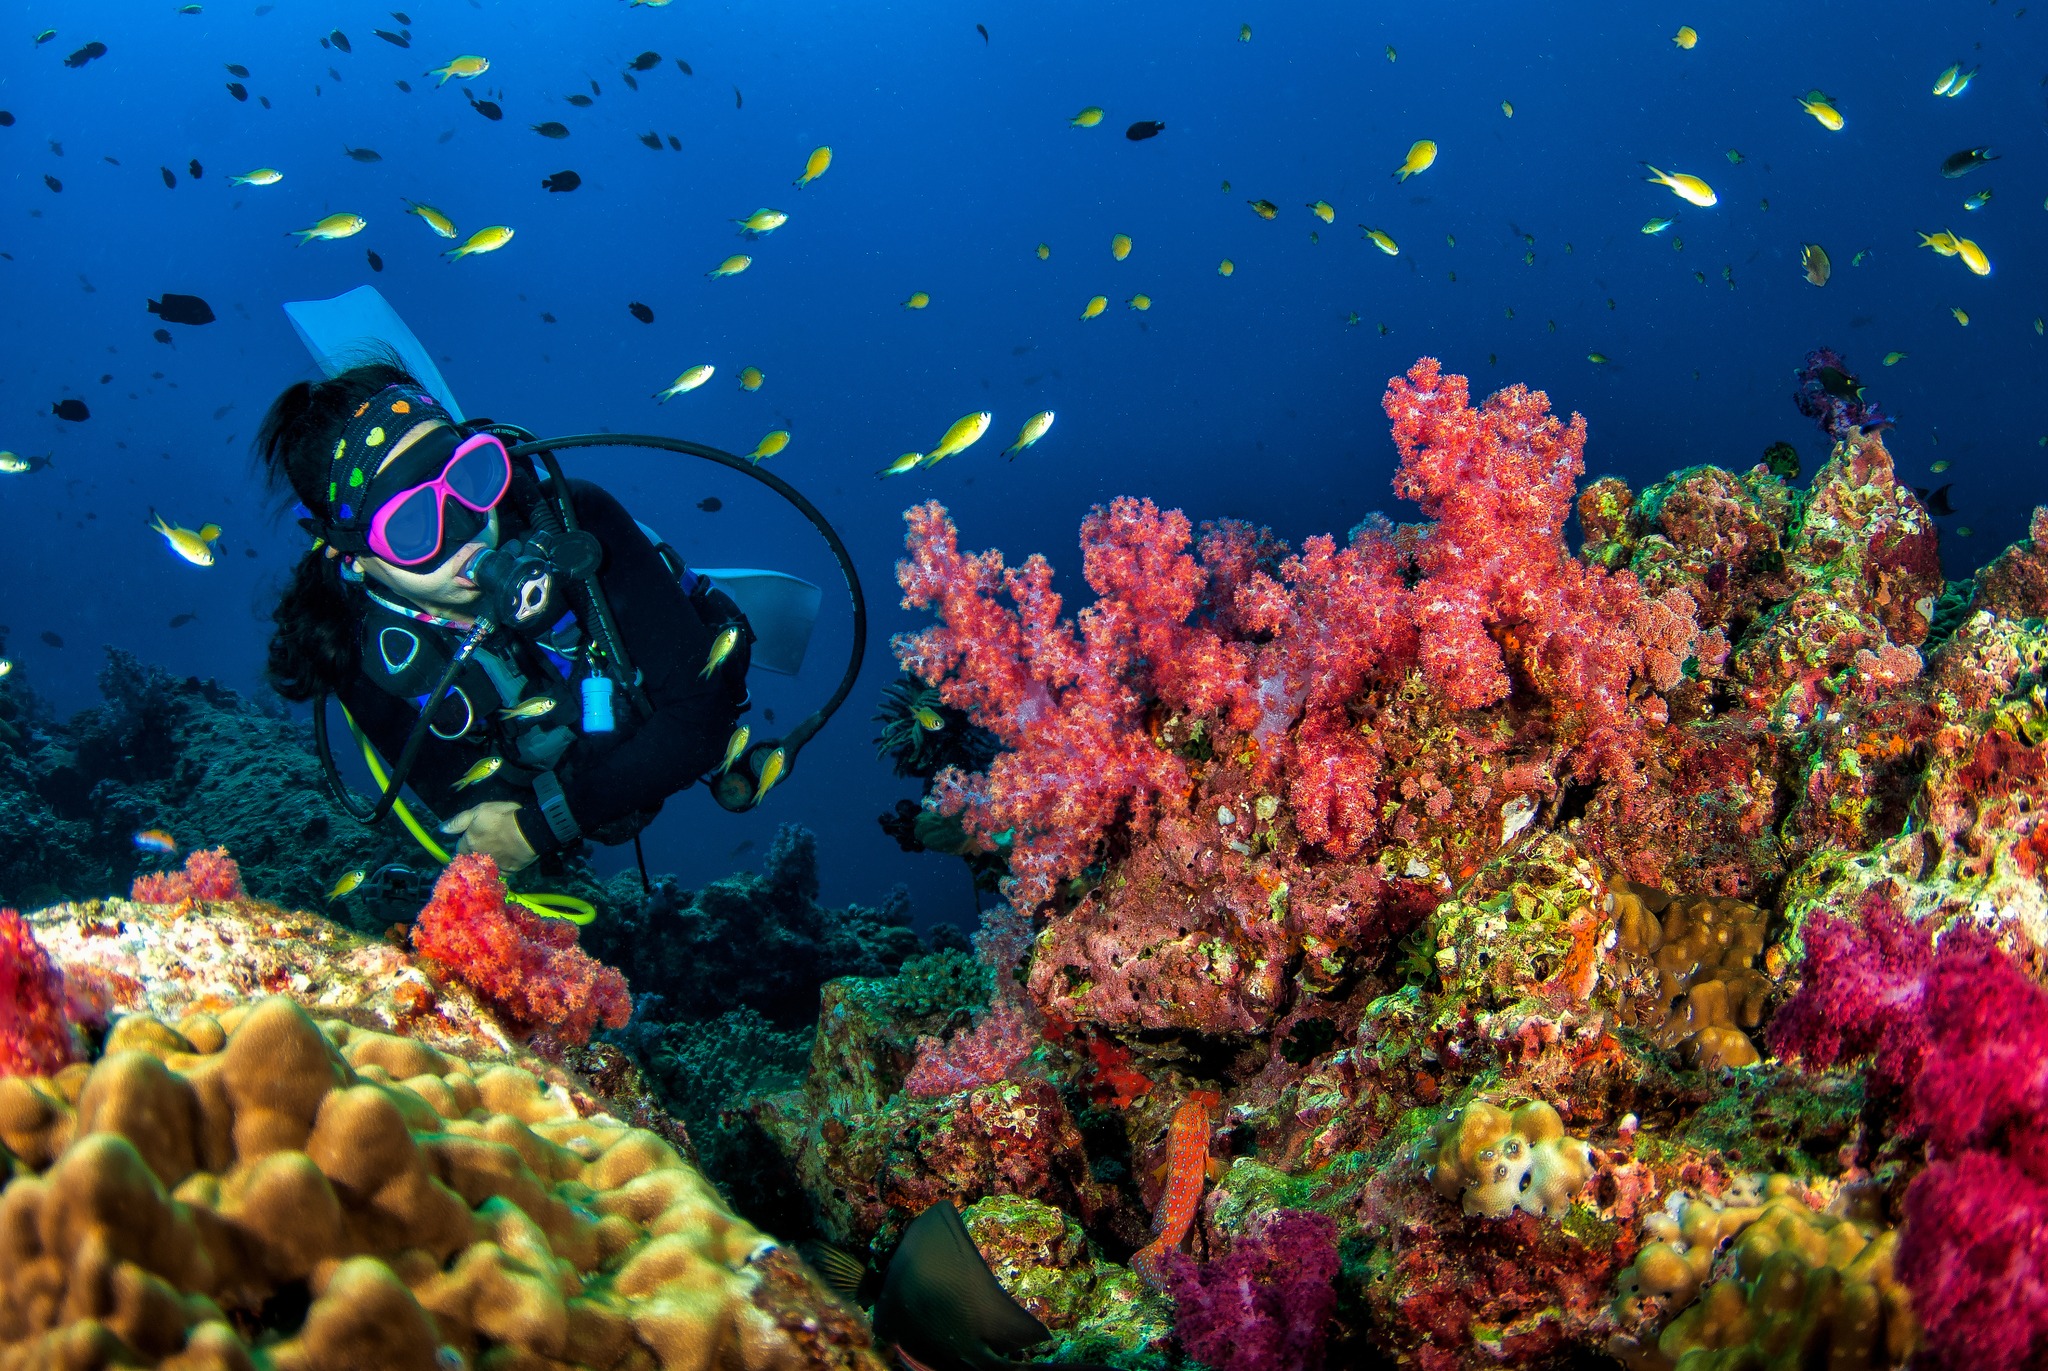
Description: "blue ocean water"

(2, 0), (2042, 926)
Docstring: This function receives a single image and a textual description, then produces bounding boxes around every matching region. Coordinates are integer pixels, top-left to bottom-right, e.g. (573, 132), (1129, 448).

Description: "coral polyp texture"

(0, 997), (882, 1370)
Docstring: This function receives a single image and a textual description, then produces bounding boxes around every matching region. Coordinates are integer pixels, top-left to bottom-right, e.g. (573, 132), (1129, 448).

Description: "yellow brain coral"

(1419, 1098), (1593, 1219)
(0, 997), (882, 1371)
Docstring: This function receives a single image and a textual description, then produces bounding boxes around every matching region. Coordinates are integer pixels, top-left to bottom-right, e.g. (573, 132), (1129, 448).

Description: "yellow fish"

(0, 451), (52, 474)
(403, 199), (458, 238)
(229, 167), (282, 186)
(150, 509), (219, 566)
(913, 707), (945, 732)
(1247, 199), (1278, 219)
(1035, 243), (1050, 260)
(1080, 295), (1108, 320)
(1385, 44), (1396, 61)
(1798, 91), (1844, 130)
(902, 291), (930, 309)
(1883, 352), (1907, 366)
(877, 451), (924, 478)
(751, 746), (787, 805)
(1946, 230), (1990, 276)
(2037, 317), (2046, 336)
(445, 225), (513, 260)
(1801, 242), (1831, 286)
(1588, 352), (1610, 364)
(1673, 25), (1698, 48)
(1930, 459), (1949, 473)
(1307, 200), (1335, 224)
(745, 430), (791, 464)
(701, 625), (741, 678)
(654, 364), (715, 401)
(1218, 259), (1235, 276)
(1127, 294), (1151, 311)
(1501, 99), (1514, 118)
(1641, 217), (1674, 234)
(1111, 233), (1132, 260)
(717, 725), (750, 775)
(738, 367), (765, 392)
(0, 658), (11, 678)
(1642, 163), (1717, 207)
(452, 756), (502, 790)
(499, 696), (557, 720)
(427, 55), (489, 85)
(326, 869), (366, 901)
(1004, 410), (1055, 458)
(1069, 107), (1104, 128)
(290, 212), (366, 244)
(734, 207), (788, 237)
(795, 145), (832, 187)
(1393, 140), (1437, 181)
(1238, 23), (1251, 42)
(707, 253), (752, 277)
(919, 412), (992, 468)
(1932, 63), (1961, 95)
(1952, 307), (1970, 326)
(1919, 230), (1959, 257)
(1359, 226), (1399, 256)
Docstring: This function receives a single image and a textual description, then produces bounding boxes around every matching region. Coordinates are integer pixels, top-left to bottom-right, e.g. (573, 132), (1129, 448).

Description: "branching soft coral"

(1159, 1208), (1342, 1371)
(1771, 887), (2048, 1371)
(129, 846), (247, 904)
(902, 999), (1037, 1097)
(0, 907), (75, 1076)
(412, 853), (632, 1047)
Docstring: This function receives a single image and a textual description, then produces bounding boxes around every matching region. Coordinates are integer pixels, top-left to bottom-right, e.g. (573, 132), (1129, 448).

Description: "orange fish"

(1131, 1090), (1226, 1287)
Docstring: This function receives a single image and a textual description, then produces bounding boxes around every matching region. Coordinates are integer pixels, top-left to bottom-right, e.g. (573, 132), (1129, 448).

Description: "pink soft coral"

(411, 853), (631, 1047)
(1771, 888), (2048, 1370)
(902, 999), (1037, 1097)
(129, 846), (247, 904)
(1159, 1208), (1342, 1371)
(0, 907), (76, 1076)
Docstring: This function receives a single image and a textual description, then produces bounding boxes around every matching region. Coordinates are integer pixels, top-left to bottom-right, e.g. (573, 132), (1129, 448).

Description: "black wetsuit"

(340, 478), (748, 860)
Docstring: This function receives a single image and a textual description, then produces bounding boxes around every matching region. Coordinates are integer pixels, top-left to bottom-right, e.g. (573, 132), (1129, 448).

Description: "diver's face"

(356, 419), (501, 614)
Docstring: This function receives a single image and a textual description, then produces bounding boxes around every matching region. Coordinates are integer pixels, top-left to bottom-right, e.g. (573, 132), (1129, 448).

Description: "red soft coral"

(411, 853), (631, 1047)
(0, 907), (76, 1076)
(1159, 1208), (1342, 1371)
(902, 999), (1038, 1097)
(129, 846), (247, 904)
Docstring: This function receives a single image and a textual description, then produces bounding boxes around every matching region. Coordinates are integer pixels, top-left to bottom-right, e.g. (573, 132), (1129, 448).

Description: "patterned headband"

(323, 383), (450, 529)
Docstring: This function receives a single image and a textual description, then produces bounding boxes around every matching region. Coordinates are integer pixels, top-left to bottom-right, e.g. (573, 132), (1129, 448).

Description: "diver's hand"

(442, 801), (537, 874)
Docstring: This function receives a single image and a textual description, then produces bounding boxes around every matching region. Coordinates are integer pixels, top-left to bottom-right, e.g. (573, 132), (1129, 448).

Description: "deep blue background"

(3, 0), (2044, 928)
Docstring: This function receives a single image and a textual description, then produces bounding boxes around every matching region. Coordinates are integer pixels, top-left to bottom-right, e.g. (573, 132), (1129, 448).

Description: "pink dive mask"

(366, 430), (513, 567)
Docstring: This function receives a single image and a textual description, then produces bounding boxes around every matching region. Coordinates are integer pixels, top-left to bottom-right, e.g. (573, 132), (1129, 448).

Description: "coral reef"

(1420, 1098), (1593, 1220)
(0, 996), (883, 1370)
(130, 846), (248, 905)
(1157, 1208), (1341, 1371)
(0, 907), (75, 1077)
(1794, 346), (1893, 440)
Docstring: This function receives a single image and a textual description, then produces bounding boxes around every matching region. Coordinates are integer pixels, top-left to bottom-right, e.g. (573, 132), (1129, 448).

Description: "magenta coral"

(411, 853), (631, 1047)
(129, 846), (247, 905)
(1159, 1208), (1341, 1371)
(0, 907), (76, 1077)
(902, 999), (1037, 1097)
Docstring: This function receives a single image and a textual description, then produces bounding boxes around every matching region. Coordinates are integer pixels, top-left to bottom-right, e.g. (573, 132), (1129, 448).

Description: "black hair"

(254, 352), (416, 702)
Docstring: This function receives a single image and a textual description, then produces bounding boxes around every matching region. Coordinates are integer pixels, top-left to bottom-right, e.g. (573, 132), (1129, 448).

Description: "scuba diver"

(258, 286), (862, 900)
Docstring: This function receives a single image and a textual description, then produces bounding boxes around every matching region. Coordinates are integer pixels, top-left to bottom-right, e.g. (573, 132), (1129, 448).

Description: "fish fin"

(1206, 1156), (1229, 1183)
(875, 1200), (1050, 1361)
(1152, 1160), (1170, 1184)
(799, 1240), (872, 1302)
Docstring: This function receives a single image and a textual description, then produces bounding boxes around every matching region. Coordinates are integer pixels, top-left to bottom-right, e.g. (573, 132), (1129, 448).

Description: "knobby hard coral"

(1419, 1098), (1593, 1220)
(1608, 876), (1774, 1068)
(412, 853), (631, 1048)
(0, 907), (74, 1077)
(0, 996), (882, 1370)
(129, 846), (248, 906)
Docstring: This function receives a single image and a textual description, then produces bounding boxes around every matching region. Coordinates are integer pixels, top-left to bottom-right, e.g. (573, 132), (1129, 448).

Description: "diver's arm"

(512, 479), (741, 854)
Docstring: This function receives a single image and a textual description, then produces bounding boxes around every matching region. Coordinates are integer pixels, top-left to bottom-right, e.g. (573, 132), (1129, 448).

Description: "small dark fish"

(328, 66), (343, 82)
(43, 174), (62, 193)
(630, 51), (661, 70)
(149, 293), (216, 326)
(226, 82), (248, 101)
(188, 158), (202, 178)
(395, 79), (411, 92)
(638, 130), (662, 149)
(152, 328), (172, 343)
(225, 62), (249, 77)
(258, 95), (271, 109)
(100, 373), (113, 384)
(541, 169), (581, 192)
(697, 496), (722, 512)
(590, 79), (601, 94)
(729, 838), (753, 857)
(0, 112), (13, 127)
(977, 23), (989, 42)
(628, 301), (654, 323)
(564, 93), (593, 106)
(1126, 120), (1166, 141)
(621, 71), (638, 91)
(437, 128), (455, 143)
(374, 29), (409, 47)
(366, 248), (384, 272)
(53, 399), (88, 421)
(48, 139), (63, 156)
(1914, 483), (1956, 516)
(64, 41), (109, 69)
(254, 4), (272, 13)
(675, 58), (692, 75)
(330, 29), (351, 53)
(392, 10), (411, 22)
(344, 145), (382, 162)
(40, 632), (64, 649)
(540, 312), (556, 323)
(212, 404), (233, 420)
(468, 93), (502, 120)
(763, 707), (775, 724)
(734, 86), (742, 108)
(667, 134), (680, 151)
(162, 166), (177, 188)
(103, 155), (119, 165)
(244, 547), (257, 558)
(532, 121), (570, 139)
(34, 29), (54, 43)
(169, 612), (199, 628)
(1939, 146), (1999, 177)
(1816, 365), (1863, 402)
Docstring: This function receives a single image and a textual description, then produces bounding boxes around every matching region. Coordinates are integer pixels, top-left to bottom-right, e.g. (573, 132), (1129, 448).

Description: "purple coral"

(1793, 346), (1893, 441)
(1159, 1208), (1341, 1371)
